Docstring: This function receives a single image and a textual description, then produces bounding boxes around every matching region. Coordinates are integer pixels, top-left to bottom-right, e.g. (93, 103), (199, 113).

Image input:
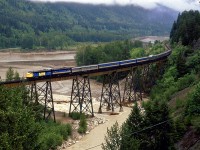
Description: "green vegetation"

(170, 10), (200, 46)
(76, 40), (167, 67)
(102, 122), (121, 150)
(0, 0), (177, 50)
(69, 112), (88, 134)
(0, 68), (72, 150)
(185, 83), (200, 130)
(6, 67), (20, 81)
(69, 112), (82, 120)
(103, 101), (174, 149)
(76, 40), (133, 66)
(78, 114), (87, 134)
(102, 10), (200, 150)
(0, 87), (41, 149)
(130, 40), (166, 58)
(38, 121), (72, 150)
(150, 45), (196, 102)
(186, 83), (200, 116)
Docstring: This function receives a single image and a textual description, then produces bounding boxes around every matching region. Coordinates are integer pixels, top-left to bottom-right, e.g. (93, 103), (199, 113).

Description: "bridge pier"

(69, 76), (94, 117)
(98, 72), (123, 113)
(30, 81), (55, 122)
(123, 68), (142, 105)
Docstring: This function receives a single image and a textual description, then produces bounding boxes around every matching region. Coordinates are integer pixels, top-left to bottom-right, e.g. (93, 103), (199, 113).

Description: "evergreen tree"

(176, 51), (187, 77)
(0, 69), (41, 149)
(102, 103), (144, 150)
(144, 100), (174, 150)
(6, 67), (14, 81)
(186, 83), (200, 116)
(170, 10), (200, 46)
(6, 67), (21, 81)
(102, 122), (122, 150)
(102, 101), (175, 150)
(14, 71), (20, 80)
(120, 103), (145, 150)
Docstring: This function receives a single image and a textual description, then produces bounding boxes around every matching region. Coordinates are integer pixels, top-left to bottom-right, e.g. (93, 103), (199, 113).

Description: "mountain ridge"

(0, 0), (178, 49)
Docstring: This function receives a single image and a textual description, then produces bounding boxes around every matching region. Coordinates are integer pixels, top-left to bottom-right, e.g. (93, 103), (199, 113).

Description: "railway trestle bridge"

(0, 50), (171, 122)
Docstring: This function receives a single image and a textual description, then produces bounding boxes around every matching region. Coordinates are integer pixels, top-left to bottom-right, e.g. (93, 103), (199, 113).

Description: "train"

(26, 50), (171, 79)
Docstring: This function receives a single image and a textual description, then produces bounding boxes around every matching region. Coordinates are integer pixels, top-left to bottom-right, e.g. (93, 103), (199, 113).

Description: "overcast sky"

(29, 0), (200, 11)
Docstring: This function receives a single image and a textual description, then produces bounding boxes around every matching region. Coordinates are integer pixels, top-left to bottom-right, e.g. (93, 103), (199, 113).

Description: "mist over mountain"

(0, 0), (178, 49)
(29, 0), (200, 11)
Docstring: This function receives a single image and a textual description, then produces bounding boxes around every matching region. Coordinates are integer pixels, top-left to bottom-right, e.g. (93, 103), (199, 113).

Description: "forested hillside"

(170, 10), (200, 46)
(0, 0), (177, 49)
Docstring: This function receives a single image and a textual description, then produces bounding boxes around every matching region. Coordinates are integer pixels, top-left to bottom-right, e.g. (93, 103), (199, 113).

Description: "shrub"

(191, 116), (200, 131)
(78, 114), (87, 134)
(38, 121), (72, 149)
(176, 98), (185, 109)
(186, 83), (200, 116)
(174, 118), (187, 141)
(78, 127), (86, 134)
(39, 133), (63, 150)
(58, 124), (72, 140)
(164, 86), (178, 100)
(184, 115), (192, 126)
(69, 112), (82, 120)
(177, 73), (195, 90)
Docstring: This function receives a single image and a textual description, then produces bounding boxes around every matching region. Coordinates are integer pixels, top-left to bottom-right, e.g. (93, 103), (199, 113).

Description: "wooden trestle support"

(98, 72), (123, 113)
(69, 76), (94, 117)
(30, 81), (55, 122)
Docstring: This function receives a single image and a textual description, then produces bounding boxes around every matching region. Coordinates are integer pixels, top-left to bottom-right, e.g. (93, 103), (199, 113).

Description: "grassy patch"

(69, 112), (82, 120)
(175, 98), (185, 109)
(38, 121), (72, 150)
(78, 114), (87, 134)
(191, 116), (200, 131)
